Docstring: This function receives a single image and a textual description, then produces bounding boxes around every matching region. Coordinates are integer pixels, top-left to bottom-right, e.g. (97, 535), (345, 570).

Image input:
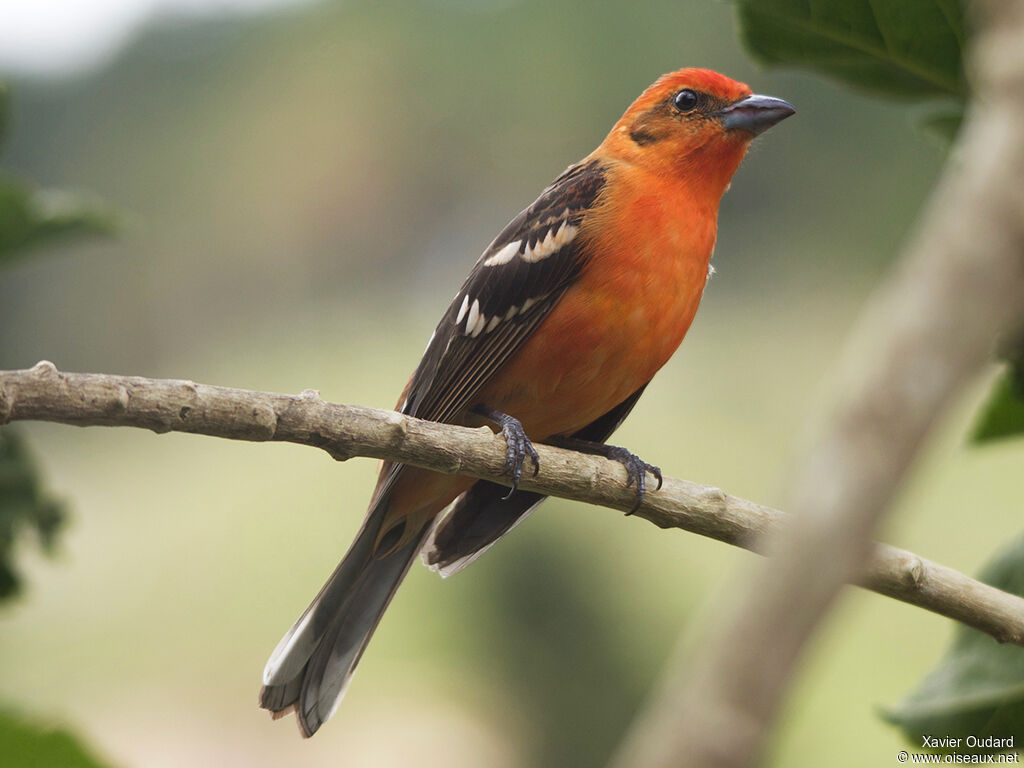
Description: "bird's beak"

(719, 94), (795, 136)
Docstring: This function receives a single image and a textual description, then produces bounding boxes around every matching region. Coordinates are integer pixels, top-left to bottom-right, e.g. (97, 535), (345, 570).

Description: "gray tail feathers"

(260, 497), (430, 737)
(423, 482), (546, 578)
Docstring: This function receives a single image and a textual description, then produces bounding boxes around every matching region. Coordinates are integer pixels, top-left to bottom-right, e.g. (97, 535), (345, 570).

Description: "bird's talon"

(527, 443), (540, 477)
(473, 405), (539, 498)
(602, 445), (660, 515)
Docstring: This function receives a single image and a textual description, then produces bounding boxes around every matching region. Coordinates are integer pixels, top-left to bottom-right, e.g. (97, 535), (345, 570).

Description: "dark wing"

(423, 384), (649, 576)
(401, 158), (607, 424)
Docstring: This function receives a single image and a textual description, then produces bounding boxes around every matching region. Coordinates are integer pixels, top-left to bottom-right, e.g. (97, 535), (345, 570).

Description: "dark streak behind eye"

(630, 126), (659, 145)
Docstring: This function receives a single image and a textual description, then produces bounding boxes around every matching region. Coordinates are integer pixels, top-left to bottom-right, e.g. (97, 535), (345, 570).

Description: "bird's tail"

(424, 481), (546, 577)
(259, 490), (430, 737)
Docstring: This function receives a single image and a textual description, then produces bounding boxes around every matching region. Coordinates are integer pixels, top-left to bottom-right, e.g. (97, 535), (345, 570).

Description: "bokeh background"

(1, 1), (1020, 766)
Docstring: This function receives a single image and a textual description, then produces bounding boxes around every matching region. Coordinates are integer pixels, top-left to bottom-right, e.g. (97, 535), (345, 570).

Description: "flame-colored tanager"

(260, 68), (794, 736)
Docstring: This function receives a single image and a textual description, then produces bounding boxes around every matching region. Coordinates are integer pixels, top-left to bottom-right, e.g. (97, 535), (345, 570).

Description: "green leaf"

(0, 428), (66, 603)
(0, 177), (118, 265)
(0, 83), (117, 266)
(885, 533), (1024, 752)
(0, 708), (116, 768)
(736, 0), (968, 102)
(0, 84), (115, 605)
(973, 368), (1024, 443)
(973, 346), (1024, 443)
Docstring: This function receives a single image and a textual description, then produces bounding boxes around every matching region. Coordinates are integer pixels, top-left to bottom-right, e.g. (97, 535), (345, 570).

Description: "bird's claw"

(497, 415), (540, 498)
(473, 405), (539, 499)
(605, 446), (662, 515)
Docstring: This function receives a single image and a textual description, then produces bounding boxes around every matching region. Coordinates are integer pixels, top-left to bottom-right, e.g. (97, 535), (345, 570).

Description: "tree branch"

(609, 2), (1024, 766)
(3, 360), (1024, 649)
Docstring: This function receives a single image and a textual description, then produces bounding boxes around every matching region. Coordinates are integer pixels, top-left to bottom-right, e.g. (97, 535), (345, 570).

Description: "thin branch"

(609, 1), (1024, 766)
(2, 360), (1024, 649)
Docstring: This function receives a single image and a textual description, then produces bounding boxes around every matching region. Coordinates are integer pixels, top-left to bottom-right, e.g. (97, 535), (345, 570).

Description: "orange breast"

(474, 166), (717, 439)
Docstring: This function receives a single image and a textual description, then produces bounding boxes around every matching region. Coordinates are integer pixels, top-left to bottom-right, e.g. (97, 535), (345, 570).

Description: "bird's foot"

(472, 405), (540, 498)
(549, 436), (662, 514)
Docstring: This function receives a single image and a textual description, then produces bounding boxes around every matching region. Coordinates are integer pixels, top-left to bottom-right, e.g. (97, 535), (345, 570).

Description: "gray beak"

(719, 94), (796, 136)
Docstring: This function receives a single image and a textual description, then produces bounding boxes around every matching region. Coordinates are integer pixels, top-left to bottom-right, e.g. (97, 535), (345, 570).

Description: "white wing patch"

(482, 240), (520, 267)
(481, 214), (579, 268)
(466, 299), (480, 333)
(521, 220), (578, 263)
(469, 310), (487, 337)
(456, 293), (550, 337)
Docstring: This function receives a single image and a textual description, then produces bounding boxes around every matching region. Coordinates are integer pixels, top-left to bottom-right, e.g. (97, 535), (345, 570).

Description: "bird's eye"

(673, 89), (699, 112)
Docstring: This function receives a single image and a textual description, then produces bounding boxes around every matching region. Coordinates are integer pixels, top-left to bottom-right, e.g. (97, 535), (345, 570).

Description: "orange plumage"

(260, 68), (793, 736)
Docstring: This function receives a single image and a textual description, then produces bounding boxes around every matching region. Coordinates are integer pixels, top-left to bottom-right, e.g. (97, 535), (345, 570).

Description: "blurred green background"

(1, 0), (1021, 766)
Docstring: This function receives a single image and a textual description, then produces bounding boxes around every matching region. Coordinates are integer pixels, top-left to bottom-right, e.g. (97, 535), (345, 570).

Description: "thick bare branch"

(610, 2), (1024, 767)
(2, 360), (1024, 651)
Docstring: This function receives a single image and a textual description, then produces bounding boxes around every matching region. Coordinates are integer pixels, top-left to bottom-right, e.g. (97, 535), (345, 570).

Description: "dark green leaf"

(0, 176), (118, 264)
(736, 0), (967, 102)
(0, 84), (117, 265)
(0, 428), (66, 603)
(885, 533), (1024, 752)
(973, 341), (1024, 443)
(0, 84), (115, 605)
(0, 708), (116, 768)
(973, 368), (1024, 443)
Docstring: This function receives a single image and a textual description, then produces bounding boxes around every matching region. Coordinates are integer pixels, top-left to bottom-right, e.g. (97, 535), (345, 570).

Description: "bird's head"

(608, 68), (794, 193)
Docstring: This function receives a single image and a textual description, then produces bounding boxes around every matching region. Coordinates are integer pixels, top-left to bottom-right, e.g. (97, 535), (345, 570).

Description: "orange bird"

(260, 68), (793, 736)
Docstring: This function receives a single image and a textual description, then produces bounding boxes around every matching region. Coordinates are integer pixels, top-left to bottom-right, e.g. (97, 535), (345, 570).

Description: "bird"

(259, 67), (794, 736)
